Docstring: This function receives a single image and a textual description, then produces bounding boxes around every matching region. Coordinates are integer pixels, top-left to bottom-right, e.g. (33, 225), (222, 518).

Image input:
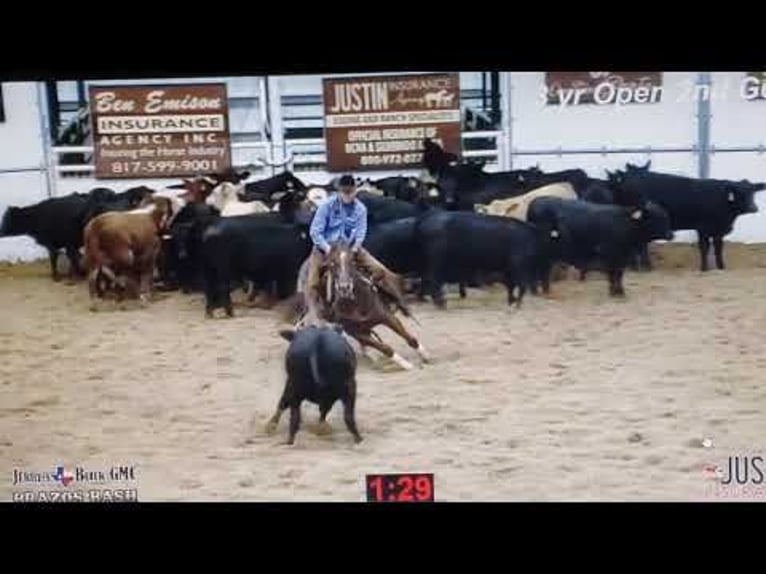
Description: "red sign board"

(323, 73), (461, 172)
(89, 83), (231, 179)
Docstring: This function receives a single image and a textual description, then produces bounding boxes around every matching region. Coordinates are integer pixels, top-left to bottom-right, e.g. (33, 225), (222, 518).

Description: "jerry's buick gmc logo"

(12, 464), (136, 487)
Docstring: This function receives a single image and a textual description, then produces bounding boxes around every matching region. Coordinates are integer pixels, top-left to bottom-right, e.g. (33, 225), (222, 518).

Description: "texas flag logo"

(53, 466), (74, 487)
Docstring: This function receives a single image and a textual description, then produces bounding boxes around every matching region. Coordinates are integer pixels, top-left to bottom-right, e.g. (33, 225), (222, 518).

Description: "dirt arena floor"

(1, 242), (766, 502)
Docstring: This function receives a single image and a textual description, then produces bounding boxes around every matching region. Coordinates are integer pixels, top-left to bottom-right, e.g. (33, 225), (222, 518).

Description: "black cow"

(200, 192), (315, 317)
(202, 218), (312, 317)
(520, 169), (591, 197)
(1, 195), (91, 280)
(423, 137), (460, 176)
(579, 178), (652, 273)
(160, 203), (221, 292)
(82, 186), (155, 223)
(527, 197), (673, 297)
(165, 169), (251, 190)
(415, 210), (554, 308)
(363, 214), (474, 301)
(239, 171), (308, 203)
(422, 138), (544, 210)
(357, 191), (424, 225)
(608, 168), (764, 271)
(267, 325), (362, 445)
(431, 164), (536, 211)
(364, 217), (420, 276)
(580, 178), (623, 205)
(362, 176), (434, 203)
(363, 217), (425, 297)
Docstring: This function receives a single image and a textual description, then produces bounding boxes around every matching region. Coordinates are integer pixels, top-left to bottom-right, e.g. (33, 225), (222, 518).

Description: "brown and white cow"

(474, 182), (577, 221)
(83, 196), (173, 308)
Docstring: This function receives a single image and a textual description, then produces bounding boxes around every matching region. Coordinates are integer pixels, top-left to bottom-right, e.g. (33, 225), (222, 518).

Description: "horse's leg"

(383, 314), (431, 364)
(352, 330), (414, 371)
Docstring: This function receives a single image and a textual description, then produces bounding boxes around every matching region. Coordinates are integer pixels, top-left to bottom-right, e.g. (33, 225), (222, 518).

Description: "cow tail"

(309, 344), (325, 390)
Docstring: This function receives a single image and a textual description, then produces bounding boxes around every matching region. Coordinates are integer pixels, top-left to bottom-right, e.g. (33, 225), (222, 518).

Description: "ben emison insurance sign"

(89, 83), (232, 179)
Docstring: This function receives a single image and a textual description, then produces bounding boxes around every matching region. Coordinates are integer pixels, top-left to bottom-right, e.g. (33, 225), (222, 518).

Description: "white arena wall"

(0, 83), (51, 262)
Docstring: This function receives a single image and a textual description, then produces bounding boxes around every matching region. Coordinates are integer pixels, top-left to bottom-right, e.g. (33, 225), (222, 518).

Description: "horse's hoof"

(391, 352), (415, 371)
(416, 343), (432, 364)
(264, 420), (278, 435)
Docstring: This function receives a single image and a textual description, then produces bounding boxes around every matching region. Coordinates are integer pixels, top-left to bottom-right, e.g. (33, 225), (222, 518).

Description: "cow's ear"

(278, 329), (295, 342)
(631, 208), (643, 220)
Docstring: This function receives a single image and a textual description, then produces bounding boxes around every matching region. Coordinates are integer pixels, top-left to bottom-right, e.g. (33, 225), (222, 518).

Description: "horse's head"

(326, 241), (356, 301)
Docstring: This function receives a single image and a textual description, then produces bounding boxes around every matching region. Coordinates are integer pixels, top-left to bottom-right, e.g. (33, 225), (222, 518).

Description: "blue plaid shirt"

(309, 193), (368, 254)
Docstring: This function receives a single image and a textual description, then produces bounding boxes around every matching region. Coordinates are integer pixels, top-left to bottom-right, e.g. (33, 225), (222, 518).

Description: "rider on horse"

(303, 174), (410, 324)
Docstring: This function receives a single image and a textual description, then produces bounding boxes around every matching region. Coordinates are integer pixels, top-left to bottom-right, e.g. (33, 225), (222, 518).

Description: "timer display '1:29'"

(365, 473), (434, 502)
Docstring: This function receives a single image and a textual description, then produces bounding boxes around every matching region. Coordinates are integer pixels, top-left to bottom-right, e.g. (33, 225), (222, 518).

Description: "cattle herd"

(1, 138), (764, 444)
(3, 138), (763, 310)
